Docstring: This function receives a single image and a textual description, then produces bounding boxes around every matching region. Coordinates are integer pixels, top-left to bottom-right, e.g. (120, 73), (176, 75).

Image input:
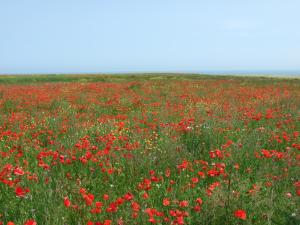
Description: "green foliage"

(0, 75), (299, 225)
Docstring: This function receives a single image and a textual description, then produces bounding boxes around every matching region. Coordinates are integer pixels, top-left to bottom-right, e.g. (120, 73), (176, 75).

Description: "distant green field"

(0, 73), (299, 84)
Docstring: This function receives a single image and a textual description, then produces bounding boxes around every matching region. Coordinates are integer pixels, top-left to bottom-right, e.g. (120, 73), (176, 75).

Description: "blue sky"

(1, 0), (300, 74)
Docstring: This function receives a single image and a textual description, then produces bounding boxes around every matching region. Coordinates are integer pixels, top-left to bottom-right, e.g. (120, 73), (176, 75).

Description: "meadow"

(0, 74), (299, 225)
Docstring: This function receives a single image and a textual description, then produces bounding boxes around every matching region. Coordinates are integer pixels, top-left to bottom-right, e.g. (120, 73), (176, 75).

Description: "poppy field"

(0, 75), (299, 225)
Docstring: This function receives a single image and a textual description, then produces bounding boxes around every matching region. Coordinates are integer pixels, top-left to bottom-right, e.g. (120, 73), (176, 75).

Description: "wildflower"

(234, 209), (247, 220)
(195, 198), (203, 205)
(24, 220), (37, 225)
(179, 200), (189, 207)
(191, 177), (199, 184)
(131, 201), (140, 211)
(103, 220), (112, 225)
(83, 193), (94, 206)
(95, 201), (103, 208)
(13, 167), (25, 176)
(142, 192), (149, 199)
(103, 194), (109, 200)
(64, 197), (71, 207)
(193, 205), (201, 212)
(15, 187), (30, 197)
(123, 192), (134, 201)
(163, 198), (170, 206)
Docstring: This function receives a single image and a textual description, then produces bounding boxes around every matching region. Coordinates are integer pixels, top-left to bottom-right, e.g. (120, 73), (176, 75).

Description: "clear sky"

(1, 0), (300, 74)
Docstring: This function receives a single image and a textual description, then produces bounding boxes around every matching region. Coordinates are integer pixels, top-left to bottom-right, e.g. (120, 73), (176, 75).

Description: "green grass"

(0, 74), (299, 225)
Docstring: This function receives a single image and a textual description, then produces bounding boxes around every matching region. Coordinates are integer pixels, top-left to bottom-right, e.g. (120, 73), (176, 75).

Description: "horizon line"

(0, 70), (300, 78)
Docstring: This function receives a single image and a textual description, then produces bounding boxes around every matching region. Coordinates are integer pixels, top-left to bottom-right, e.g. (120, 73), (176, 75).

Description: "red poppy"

(179, 200), (189, 207)
(191, 177), (199, 183)
(142, 192), (149, 199)
(24, 220), (37, 225)
(234, 209), (247, 220)
(95, 201), (103, 208)
(64, 197), (71, 207)
(13, 167), (25, 176)
(103, 194), (109, 200)
(131, 201), (140, 211)
(15, 187), (30, 197)
(163, 198), (170, 206)
(193, 205), (201, 212)
(123, 192), (134, 201)
(195, 198), (203, 205)
(103, 220), (112, 225)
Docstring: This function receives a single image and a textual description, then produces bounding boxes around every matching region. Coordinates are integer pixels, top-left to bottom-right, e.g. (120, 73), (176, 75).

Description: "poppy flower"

(191, 177), (199, 183)
(142, 192), (149, 199)
(179, 200), (189, 207)
(163, 198), (170, 206)
(123, 192), (134, 201)
(193, 205), (201, 212)
(64, 197), (71, 207)
(13, 167), (25, 176)
(24, 220), (37, 225)
(95, 201), (103, 208)
(103, 220), (112, 225)
(103, 194), (109, 200)
(195, 198), (203, 205)
(131, 201), (140, 211)
(15, 187), (30, 197)
(234, 209), (247, 220)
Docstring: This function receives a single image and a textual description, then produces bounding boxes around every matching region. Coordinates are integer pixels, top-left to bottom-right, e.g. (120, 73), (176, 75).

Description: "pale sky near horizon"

(1, 0), (300, 74)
